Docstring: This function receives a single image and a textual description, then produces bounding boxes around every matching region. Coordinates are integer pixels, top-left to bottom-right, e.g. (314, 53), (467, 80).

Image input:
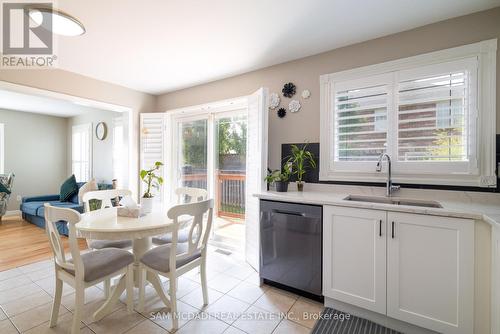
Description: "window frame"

(71, 123), (93, 182)
(320, 39), (497, 187)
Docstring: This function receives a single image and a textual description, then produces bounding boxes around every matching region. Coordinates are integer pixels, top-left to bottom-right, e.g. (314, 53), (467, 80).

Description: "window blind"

(334, 84), (388, 161)
(397, 71), (468, 162)
(140, 114), (164, 171)
(140, 114), (165, 202)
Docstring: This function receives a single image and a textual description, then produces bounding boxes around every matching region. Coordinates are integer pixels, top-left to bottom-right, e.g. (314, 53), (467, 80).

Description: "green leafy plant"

(140, 161), (164, 198)
(286, 143), (317, 184)
(264, 162), (292, 183)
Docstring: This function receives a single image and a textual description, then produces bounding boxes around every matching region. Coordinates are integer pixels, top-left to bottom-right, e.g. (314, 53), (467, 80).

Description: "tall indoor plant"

(140, 161), (164, 213)
(287, 143), (316, 191)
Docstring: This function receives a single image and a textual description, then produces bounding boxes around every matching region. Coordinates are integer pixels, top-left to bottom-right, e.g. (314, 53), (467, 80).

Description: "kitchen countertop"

(254, 186), (500, 227)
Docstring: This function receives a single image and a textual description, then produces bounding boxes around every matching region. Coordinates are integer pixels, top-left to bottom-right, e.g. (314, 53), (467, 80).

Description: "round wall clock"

(95, 122), (108, 140)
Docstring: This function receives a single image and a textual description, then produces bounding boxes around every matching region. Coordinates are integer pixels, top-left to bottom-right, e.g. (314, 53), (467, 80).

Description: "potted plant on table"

(287, 143), (317, 192)
(140, 161), (164, 213)
(264, 162), (292, 192)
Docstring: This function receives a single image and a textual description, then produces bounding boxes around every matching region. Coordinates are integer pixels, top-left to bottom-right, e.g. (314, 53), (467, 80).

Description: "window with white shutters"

(320, 40), (497, 187)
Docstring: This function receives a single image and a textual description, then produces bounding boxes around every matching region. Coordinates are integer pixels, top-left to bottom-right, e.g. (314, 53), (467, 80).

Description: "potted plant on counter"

(140, 161), (164, 213)
(287, 143), (316, 192)
(264, 162), (291, 192)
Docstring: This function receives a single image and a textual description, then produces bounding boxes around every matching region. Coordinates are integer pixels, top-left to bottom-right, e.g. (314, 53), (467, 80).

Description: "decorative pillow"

(60, 175), (79, 202)
(77, 179), (98, 205)
(0, 182), (10, 195)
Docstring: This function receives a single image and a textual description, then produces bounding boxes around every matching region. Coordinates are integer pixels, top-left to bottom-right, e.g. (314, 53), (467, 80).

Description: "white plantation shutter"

(395, 58), (477, 174)
(335, 79), (389, 162)
(72, 123), (92, 182)
(140, 113), (166, 206)
(397, 61), (471, 166)
(245, 88), (268, 271)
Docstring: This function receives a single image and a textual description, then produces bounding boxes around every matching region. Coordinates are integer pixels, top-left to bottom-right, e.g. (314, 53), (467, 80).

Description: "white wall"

(67, 109), (123, 184)
(0, 109), (68, 211)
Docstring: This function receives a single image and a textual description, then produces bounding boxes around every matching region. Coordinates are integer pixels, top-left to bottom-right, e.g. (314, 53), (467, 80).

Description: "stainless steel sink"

(343, 195), (443, 208)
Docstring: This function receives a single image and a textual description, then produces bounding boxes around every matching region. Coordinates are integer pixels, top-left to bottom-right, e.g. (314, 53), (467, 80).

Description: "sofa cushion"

(60, 175), (79, 202)
(20, 201), (43, 216)
(36, 201), (82, 217)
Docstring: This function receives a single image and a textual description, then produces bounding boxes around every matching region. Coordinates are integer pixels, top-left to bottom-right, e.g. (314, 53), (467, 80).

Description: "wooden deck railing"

(181, 171), (246, 220)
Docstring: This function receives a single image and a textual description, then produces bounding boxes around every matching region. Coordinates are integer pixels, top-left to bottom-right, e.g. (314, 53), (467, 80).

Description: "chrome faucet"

(376, 153), (400, 197)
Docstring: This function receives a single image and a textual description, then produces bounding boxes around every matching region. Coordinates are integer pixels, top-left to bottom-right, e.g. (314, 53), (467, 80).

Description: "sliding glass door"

(172, 109), (247, 251)
(176, 117), (209, 191)
(213, 112), (247, 248)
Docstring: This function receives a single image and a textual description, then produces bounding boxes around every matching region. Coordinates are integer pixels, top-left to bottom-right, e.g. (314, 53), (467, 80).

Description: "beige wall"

(0, 109), (67, 211)
(156, 8), (500, 170)
(0, 69), (156, 198)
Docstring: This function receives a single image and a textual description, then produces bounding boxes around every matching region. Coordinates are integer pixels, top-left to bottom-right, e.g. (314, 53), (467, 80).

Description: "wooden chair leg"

(169, 276), (178, 330)
(200, 260), (209, 305)
(104, 278), (111, 299)
(49, 278), (63, 327)
(72, 284), (84, 334)
(138, 266), (146, 312)
(126, 265), (134, 313)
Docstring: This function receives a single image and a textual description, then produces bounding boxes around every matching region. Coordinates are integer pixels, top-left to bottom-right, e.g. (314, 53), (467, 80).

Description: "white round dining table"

(75, 207), (174, 320)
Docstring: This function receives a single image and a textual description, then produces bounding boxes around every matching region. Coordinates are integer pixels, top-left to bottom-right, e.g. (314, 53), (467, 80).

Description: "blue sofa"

(20, 182), (112, 235)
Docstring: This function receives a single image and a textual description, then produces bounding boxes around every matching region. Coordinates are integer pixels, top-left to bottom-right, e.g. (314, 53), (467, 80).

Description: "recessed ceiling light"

(28, 6), (85, 36)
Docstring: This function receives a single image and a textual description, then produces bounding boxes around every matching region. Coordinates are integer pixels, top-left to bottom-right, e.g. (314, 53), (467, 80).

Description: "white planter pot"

(140, 197), (154, 214)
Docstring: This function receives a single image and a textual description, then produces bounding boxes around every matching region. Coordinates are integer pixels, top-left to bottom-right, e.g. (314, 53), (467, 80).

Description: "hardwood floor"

(0, 215), (87, 272)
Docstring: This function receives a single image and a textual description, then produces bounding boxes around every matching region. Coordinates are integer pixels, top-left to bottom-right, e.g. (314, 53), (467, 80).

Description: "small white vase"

(140, 197), (154, 214)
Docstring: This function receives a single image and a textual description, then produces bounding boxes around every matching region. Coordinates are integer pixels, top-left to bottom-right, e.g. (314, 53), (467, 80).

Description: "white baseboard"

(4, 210), (21, 217)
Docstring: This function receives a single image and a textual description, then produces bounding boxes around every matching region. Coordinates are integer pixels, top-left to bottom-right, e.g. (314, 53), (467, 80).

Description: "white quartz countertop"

(254, 185), (500, 226)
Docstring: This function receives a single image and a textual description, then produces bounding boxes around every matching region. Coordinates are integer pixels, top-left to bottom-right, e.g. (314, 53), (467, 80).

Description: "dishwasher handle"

(272, 209), (306, 217)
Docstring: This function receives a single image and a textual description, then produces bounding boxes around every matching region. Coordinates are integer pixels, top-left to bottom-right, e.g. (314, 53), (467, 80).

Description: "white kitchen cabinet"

(386, 212), (474, 334)
(323, 206), (387, 314)
(323, 206), (474, 334)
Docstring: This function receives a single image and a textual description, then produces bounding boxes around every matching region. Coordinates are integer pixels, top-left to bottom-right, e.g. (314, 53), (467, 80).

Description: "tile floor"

(0, 247), (323, 333)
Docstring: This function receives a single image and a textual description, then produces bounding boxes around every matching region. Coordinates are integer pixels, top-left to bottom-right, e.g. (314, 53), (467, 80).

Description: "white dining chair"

(82, 189), (133, 297)
(138, 199), (214, 330)
(44, 204), (134, 334)
(82, 189), (134, 250)
(152, 187), (208, 245)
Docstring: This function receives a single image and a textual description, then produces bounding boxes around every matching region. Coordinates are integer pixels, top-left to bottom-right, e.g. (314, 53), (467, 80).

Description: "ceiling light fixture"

(28, 6), (86, 36)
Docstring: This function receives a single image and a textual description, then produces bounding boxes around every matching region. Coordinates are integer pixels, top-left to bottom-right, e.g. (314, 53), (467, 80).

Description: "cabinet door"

(323, 206), (386, 314)
(387, 212), (474, 334)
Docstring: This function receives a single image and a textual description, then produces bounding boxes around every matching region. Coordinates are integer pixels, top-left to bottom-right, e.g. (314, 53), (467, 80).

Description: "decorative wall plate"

(282, 82), (296, 98)
(301, 89), (311, 99)
(95, 122), (108, 140)
(269, 93), (280, 109)
(288, 100), (301, 113)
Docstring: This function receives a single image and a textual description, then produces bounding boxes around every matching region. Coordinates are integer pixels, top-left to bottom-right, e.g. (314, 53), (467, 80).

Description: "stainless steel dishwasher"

(260, 200), (322, 299)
